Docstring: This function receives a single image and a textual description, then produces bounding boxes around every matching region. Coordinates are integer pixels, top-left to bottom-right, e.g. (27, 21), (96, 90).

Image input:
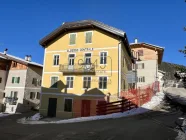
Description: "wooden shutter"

(17, 77), (20, 83)
(70, 34), (76, 45)
(12, 77), (15, 83)
(86, 32), (92, 43)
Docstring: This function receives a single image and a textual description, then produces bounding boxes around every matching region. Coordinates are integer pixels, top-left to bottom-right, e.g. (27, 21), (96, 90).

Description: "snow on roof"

(0, 52), (43, 67)
(130, 42), (165, 49)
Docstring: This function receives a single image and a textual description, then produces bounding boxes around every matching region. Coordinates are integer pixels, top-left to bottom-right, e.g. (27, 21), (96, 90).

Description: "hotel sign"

(67, 48), (94, 52)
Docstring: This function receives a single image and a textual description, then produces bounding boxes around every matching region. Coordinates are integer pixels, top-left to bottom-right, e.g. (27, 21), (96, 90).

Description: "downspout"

(118, 41), (122, 99)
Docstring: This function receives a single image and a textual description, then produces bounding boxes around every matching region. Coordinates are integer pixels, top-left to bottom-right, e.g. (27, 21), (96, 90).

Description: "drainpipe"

(118, 41), (122, 99)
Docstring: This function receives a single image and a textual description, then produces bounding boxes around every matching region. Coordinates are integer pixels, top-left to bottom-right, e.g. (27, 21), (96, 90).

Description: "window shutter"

(86, 32), (92, 43)
(142, 63), (145, 69)
(143, 77), (145, 82)
(70, 34), (76, 45)
(17, 77), (20, 83)
(12, 77), (14, 83)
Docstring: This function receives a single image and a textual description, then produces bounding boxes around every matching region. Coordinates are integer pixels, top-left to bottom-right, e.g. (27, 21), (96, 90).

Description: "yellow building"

(39, 20), (133, 118)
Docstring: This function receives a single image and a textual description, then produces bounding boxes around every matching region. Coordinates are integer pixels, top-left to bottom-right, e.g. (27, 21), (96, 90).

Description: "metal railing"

(4, 97), (18, 105)
(59, 63), (95, 73)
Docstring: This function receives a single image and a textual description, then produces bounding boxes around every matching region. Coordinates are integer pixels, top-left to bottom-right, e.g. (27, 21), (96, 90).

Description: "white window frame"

(64, 97), (73, 112)
(68, 53), (76, 66)
(99, 51), (108, 65)
(53, 54), (60, 66)
(50, 76), (59, 89)
(98, 76), (108, 90)
(85, 31), (93, 44)
(138, 76), (145, 83)
(65, 76), (74, 89)
(84, 52), (92, 64)
(82, 76), (92, 89)
(69, 33), (77, 46)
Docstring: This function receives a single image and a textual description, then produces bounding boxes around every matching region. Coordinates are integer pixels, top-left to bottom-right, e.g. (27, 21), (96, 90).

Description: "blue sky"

(0, 0), (186, 65)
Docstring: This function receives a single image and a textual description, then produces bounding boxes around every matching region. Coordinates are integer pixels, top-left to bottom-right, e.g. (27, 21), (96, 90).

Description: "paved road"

(0, 110), (183, 140)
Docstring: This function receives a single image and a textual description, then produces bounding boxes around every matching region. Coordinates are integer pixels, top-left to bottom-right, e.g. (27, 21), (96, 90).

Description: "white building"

(130, 39), (164, 88)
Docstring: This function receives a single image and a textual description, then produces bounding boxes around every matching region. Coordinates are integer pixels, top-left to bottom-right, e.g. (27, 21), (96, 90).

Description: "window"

(12, 62), (17, 67)
(138, 76), (145, 83)
(83, 77), (91, 88)
(12, 77), (20, 84)
(51, 76), (58, 88)
(32, 78), (37, 86)
(138, 50), (143, 56)
(64, 98), (73, 112)
(123, 57), (125, 67)
(30, 92), (36, 100)
(85, 32), (92, 44)
(3, 93), (5, 98)
(123, 79), (126, 90)
(53, 55), (59, 66)
(66, 77), (74, 88)
(10, 91), (18, 98)
(0, 77), (2, 83)
(38, 80), (42, 86)
(100, 52), (107, 64)
(84, 53), (91, 64)
(99, 77), (107, 89)
(36, 92), (40, 99)
(68, 54), (75, 65)
(137, 63), (144, 69)
(69, 33), (76, 45)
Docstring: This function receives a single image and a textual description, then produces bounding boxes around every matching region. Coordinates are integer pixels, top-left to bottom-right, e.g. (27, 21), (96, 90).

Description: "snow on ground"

(164, 87), (186, 106)
(0, 113), (18, 118)
(17, 92), (165, 125)
(175, 118), (186, 140)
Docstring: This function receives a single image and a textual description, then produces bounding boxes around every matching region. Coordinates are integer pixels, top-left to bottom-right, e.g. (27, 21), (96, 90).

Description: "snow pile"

(29, 113), (42, 121)
(0, 113), (12, 118)
(175, 119), (186, 140)
(18, 113), (43, 123)
(18, 92), (165, 125)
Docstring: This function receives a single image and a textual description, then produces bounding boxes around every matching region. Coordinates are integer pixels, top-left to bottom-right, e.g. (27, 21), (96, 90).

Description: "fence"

(96, 81), (160, 115)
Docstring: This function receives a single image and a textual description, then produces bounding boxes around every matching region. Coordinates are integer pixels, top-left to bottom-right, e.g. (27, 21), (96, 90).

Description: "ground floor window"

(99, 77), (107, 89)
(138, 76), (145, 83)
(83, 77), (91, 88)
(36, 92), (40, 99)
(30, 92), (36, 100)
(66, 77), (74, 88)
(64, 98), (73, 112)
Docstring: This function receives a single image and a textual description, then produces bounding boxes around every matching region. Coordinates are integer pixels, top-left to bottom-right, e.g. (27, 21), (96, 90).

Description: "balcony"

(4, 97), (18, 105)
(59, 63), (95, 74)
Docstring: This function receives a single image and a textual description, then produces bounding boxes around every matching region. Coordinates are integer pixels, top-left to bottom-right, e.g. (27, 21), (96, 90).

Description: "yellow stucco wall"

(40, 28), (132, 118)
(42, 29), (120, 96)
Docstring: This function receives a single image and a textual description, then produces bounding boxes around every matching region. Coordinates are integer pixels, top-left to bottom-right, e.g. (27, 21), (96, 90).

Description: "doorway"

(47, 98), (57, 117)
(81, 100), (91, 117)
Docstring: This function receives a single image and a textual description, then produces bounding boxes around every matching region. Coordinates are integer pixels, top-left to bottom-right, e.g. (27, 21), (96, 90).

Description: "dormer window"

(69, 33), (76, 45)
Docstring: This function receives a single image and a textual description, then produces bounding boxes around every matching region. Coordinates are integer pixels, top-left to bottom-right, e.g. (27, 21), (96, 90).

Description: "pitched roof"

(39, 20), (126, 46)
(130, 42), (164, 64)
(0, 52), (43, 68)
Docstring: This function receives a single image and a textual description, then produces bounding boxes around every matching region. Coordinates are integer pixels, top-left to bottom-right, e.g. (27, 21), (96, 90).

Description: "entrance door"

(81, 100), (91, 117)
(47, 98), (57, 117)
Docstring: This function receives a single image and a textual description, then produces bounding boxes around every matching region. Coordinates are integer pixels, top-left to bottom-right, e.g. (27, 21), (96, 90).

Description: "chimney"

(4, 48), (8, 55)
(27, 55), (32, 62)
(134, 38), (138, 44)
(25, 55), (28, 61)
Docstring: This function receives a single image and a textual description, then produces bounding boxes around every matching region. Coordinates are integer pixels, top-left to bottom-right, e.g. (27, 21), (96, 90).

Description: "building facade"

(0, 52), (43, 113)
(130, 40), (164, 88)
(39, 20), (133, 118)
